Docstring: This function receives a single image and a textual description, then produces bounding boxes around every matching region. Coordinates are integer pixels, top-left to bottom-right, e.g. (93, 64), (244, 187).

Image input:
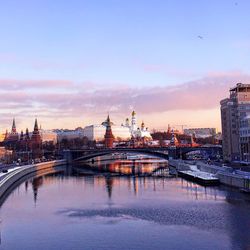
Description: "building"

(220, 83), (250, 162)
(30, 118), (42, 158)
(83, 124), (131, 141)
(56, 128), (85, 142)
(104, 115), (114, 148)
(83, 111), (151, 141)
(4, 119), (19, 148)
(184, 128), (216, 138)
(123, 111), (152, 139)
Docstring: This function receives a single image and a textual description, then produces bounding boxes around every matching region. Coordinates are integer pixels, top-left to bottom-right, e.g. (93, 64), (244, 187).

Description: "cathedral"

(83, 110), (152, 141)
(122, 111), (152, 139)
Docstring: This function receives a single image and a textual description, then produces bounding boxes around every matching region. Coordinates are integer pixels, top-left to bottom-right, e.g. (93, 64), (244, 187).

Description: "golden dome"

(132, 110), (136, 116)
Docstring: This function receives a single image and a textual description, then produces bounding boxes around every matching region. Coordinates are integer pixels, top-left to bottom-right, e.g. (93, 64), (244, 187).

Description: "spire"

(107, 114), (110, 125)
(101, 114), (114, 127)
(11, 118), (16, 133)
(25, 128), (30, 140)
(20, 130), (24, 140)
(34, 118), (39, 131)
(4, 129), (8, 141)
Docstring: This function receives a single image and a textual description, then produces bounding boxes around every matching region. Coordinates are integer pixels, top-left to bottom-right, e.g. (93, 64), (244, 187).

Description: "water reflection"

(17, 172), (250, 204)
(105, 176), (113, 199)
(0, 161), (250, 249)
(74, 154), (168, 176)
(32, 177), (43, 204)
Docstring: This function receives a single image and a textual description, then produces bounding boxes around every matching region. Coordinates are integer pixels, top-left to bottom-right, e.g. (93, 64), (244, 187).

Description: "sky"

(1, 0), (250, 132)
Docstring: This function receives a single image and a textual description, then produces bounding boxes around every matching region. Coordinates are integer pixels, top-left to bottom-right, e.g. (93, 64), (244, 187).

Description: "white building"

(57, 129), (84, 142)
(83, 124), (131, 141)
(123, 111), (152, 139)
(83, 111), (152, 141)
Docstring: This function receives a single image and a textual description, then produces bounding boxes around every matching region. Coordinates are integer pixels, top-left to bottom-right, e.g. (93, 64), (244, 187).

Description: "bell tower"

(131, 110), (137, 132)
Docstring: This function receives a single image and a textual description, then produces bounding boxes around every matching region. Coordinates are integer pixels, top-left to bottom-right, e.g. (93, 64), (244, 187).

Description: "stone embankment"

(0, 160), (66, 199)
(169, 160), (250, 191)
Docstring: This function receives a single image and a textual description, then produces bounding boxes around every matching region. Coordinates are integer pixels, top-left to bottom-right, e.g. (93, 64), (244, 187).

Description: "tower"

(170, 129), (178, 146)
(5, 118), (19, 148)
(125, 118), (130, 127)
(30, 118), (42, 159)
(18, 130), (25, 151)
(190, 132), (197, 147)
(131, 110), (137, 132)
(25, 128), (30, 140)
(104, 115), (114, 148)
(4, 130), (8, 141)
(11, 118), (17, 133)
(20, 130), (24, 141)
(141, 121), (145, 131)
(167, 124), (171, 134)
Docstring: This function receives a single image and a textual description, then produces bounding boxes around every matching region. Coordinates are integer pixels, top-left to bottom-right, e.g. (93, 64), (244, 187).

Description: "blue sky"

(0, 0), (250, 130)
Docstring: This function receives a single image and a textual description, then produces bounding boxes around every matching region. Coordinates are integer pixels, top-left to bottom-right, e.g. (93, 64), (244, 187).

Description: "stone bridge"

(64, 148), (169, 163)
(62, 146), (222, 163)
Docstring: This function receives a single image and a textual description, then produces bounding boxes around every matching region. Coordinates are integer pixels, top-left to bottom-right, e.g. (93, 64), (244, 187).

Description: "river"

(0, 156), (250, 250)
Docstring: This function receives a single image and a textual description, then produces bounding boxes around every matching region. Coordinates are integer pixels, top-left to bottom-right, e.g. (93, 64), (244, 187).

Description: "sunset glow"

(1, 1), (250, 131)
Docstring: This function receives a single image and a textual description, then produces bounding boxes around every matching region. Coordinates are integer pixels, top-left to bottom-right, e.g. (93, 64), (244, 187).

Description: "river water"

(0, 157), (250, 250)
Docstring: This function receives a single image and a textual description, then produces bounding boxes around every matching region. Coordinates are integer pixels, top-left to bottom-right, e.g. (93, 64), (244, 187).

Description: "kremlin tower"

(5, 118), (19, 148)
(19, 130), (25, 150)
(8, 118), (19, 141)
(2, 118), (46, 162)
(25, 128), (30, 140)
(104, 115), (115, 148)
(30, 118), (42, 158)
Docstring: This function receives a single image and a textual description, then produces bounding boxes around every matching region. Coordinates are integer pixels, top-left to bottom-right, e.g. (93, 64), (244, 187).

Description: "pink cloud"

(0, 79), (74, 90)
(29, 72), (250, 114)
(0, 71), (249, 129)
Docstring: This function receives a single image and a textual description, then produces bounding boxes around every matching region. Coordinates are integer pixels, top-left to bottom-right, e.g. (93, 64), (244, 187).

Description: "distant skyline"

(1, 0), (250, 131)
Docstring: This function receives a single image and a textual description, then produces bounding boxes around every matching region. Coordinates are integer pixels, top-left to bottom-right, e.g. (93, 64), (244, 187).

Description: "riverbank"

(169, 159), (250, 191)
(0, 160), (66, 199)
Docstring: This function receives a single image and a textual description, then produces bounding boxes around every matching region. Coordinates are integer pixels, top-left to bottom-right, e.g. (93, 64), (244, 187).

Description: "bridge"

(64, 147), (169, 163)
(62, 146), (222, 163)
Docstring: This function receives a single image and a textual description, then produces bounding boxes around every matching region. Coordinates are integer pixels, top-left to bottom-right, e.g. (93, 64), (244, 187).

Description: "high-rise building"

(220, 83), (250, 162)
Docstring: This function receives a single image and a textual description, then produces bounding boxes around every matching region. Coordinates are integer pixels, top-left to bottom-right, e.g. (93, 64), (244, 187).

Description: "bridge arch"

(73, 148), (169, 162)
